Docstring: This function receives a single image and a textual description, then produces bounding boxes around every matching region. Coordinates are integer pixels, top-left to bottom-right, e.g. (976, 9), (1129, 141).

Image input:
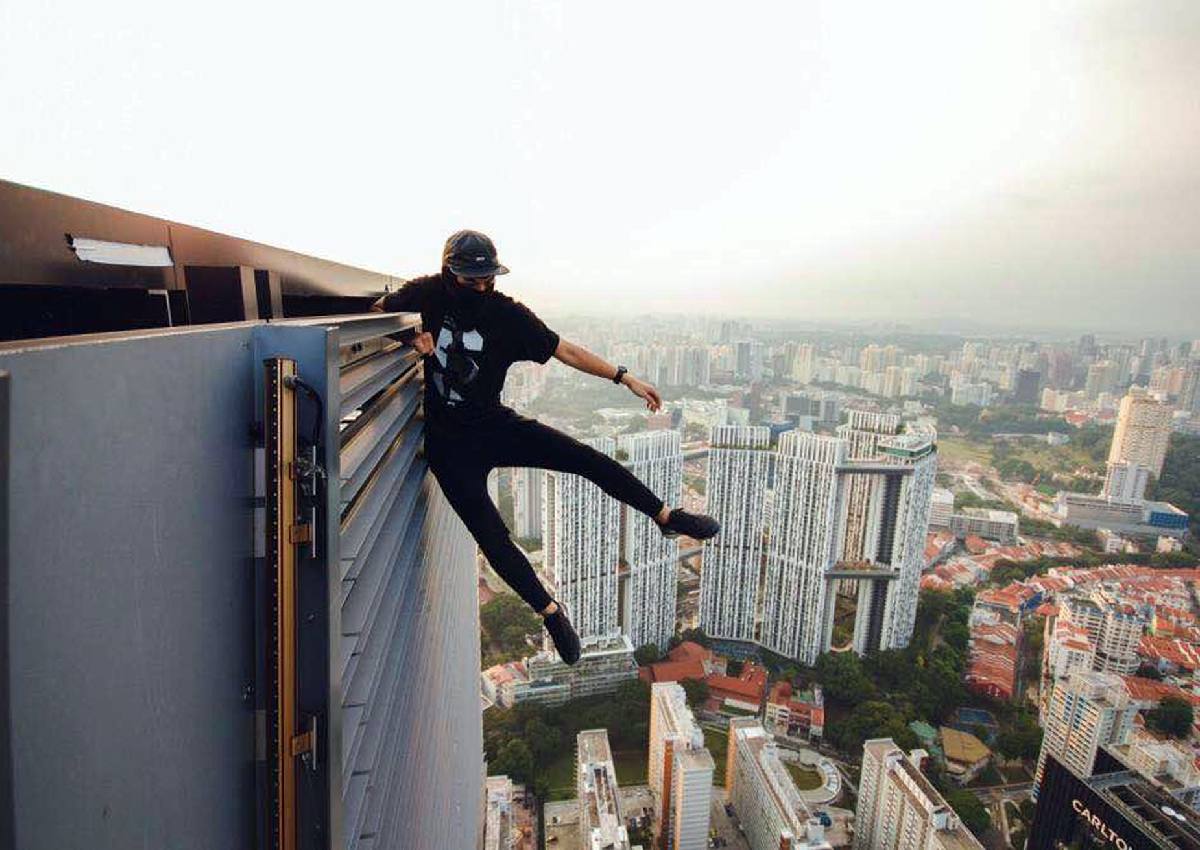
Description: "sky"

(1, 1), (1197, 336)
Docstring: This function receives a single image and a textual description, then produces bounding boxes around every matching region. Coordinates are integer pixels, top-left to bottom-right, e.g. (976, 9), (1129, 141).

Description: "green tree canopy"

(1147, 696), (1194, 739)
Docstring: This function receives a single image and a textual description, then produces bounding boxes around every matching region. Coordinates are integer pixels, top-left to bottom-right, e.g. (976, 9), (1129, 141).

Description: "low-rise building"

(939, 727), (991, 786)
(764, 682), (825, 741)
(949, 508), (1019, 545)
(485, 633), (638, 708)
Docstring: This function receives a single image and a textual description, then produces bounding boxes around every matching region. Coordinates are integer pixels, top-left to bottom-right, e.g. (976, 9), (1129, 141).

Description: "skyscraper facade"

(543, 437), (621, 641)
(855, 739), (983, 849)
(618, 430), (684, 650)
(699, 425), (771, 643)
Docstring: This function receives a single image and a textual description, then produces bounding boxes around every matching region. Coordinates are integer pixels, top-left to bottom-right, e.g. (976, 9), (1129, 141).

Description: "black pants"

(424, 412), (666, 613)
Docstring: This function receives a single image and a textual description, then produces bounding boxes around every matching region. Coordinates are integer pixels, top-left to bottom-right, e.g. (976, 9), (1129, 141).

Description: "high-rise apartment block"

(726, 718), (832, 850)
(1107, 389), (1173, 482)
(762, 413), (938, 664)
(855, 739), (983, 849)
(1033, 671), (1137, 799)
(543, 437), (622, 641)
(699, 426), (771, 643)
(618, 430), (683, 650)
(577, 729), (635, 850)
(511, 465), (543, 539)
(649, 683), (713, 849)
(483, 776), (515, 850)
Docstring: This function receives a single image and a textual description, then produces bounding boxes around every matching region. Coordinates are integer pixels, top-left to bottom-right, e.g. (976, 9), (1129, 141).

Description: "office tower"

(511, 466), (542, 539)
(577, 730), (633, 850)
(699, 426), (771, 642)
(1085, 361), (1120, 398)
(791, 343), (816, 383)
(619, 430), (683, 650)
(1106, 389), (1173, 483)
(1181, 362), (1200, 414)
(1013, 368), (1041, 404)
(1030, 749), (1200, 850)
(544, 437), (621, 641)
(761, 413), (937, 664)
(483, 776), (515, 850)
(855, 739), (983, 849)
(726, 718), (832, 850)
(1033, 671), (1137, 798)
(1078, 334), (1098, 357)
(649, 683), (712, 849)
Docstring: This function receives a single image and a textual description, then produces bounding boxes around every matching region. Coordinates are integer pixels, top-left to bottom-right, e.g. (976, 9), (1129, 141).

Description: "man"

(371, 230), (720, 664)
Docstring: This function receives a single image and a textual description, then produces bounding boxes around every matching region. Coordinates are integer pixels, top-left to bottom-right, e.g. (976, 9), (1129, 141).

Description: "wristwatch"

(612, 365), (628, 385)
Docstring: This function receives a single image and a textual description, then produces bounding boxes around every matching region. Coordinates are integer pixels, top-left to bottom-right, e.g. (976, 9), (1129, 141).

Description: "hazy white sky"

(2, 1), (1197, 335)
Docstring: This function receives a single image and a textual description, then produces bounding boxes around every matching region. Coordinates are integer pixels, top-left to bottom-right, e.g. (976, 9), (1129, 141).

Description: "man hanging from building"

(372, 230), (721, 664)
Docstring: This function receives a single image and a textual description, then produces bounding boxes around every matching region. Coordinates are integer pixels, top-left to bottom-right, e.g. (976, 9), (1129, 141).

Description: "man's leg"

(491, 416), (666, 520)
(427, 451), (555, 614)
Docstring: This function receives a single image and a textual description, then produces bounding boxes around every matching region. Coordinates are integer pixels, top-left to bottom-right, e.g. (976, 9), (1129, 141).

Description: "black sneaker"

(543, 600), (582, 665)
(657, 508), (721, 540)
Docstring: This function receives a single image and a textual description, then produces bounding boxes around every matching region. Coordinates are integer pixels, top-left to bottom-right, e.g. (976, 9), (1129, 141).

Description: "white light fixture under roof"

(68, 235), (173, 267)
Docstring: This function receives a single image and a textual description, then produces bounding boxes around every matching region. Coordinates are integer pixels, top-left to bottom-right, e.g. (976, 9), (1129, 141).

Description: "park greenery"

(479, 594), (543, 668)
(484, 679), (653, 800)
(1149, 432), (1200, 536)
(1147, 696), (1195, 739)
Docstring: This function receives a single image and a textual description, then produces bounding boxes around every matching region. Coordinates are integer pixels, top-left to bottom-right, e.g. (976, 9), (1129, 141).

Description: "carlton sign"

(1072, 798), (1132, 849)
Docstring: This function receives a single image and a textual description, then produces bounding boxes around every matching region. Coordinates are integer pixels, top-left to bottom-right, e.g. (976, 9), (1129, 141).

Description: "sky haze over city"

(1, 0), (1197, 334)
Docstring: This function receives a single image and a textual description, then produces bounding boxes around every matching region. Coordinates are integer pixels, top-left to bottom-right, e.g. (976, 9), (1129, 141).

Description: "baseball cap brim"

(448, 261), (509, 277)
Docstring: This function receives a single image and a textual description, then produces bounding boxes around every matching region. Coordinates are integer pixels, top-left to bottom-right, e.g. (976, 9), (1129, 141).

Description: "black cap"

(442, 230), (509, 277)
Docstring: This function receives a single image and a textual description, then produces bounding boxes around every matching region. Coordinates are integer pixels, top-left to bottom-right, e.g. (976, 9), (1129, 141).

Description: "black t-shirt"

(381, 271), (560, 428)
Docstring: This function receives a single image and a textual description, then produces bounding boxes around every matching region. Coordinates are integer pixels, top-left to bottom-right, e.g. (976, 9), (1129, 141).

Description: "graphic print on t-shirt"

(430, 311), (484, 405)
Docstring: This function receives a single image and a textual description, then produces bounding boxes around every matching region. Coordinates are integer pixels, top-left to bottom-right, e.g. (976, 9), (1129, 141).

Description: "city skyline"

(3, 3), (1199, 335)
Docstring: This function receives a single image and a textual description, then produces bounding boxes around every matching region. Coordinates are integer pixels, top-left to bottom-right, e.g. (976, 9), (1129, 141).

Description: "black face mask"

(441, 269), (492, 316)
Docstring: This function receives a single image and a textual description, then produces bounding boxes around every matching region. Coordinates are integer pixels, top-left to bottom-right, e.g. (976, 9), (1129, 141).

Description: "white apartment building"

(618, 430), (683, 650)
(929, 488), (954, 529)
(671, 749), (714, 850)
(1034, 671), (1137, 799)
(511, 466), (543, 540)
(1107, 389), (1173, 480)
(1103, 460), (1152, 505)
(855, 739), (983, 850)
(699, 425), (771, 642)
(726, 718), (831, 850)
(543, 437), (621, 641)
(649, 682), (712, 850)
(762, 413), (938, 664)
(483, 775), (515, 850)
(577, 729), (634, 850)
(948, 508), (1019, 544)
(1060, 594), (1143, 675)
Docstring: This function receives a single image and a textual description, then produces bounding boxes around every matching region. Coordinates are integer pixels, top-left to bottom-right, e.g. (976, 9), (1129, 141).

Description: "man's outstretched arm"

(552, 338), (663, 412)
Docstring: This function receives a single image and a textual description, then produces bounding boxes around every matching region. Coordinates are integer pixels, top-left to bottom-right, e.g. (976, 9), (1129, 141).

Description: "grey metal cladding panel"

(0, 326), (259, 850)
(372, 482), (483, 850)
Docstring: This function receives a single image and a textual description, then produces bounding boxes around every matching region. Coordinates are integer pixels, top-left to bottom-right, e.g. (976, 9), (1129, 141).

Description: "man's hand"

(624, 375), (663, 412)
(410, 331), (434, 357)
(370, 296), (387, 313)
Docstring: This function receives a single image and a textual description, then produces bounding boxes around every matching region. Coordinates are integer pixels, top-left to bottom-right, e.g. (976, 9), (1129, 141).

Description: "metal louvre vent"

(318, 314), (482, 850)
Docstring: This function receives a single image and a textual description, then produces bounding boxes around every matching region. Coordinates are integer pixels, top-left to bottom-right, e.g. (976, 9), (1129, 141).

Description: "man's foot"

(542, 599), (582, 665)
(657, 507), (721, 540)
